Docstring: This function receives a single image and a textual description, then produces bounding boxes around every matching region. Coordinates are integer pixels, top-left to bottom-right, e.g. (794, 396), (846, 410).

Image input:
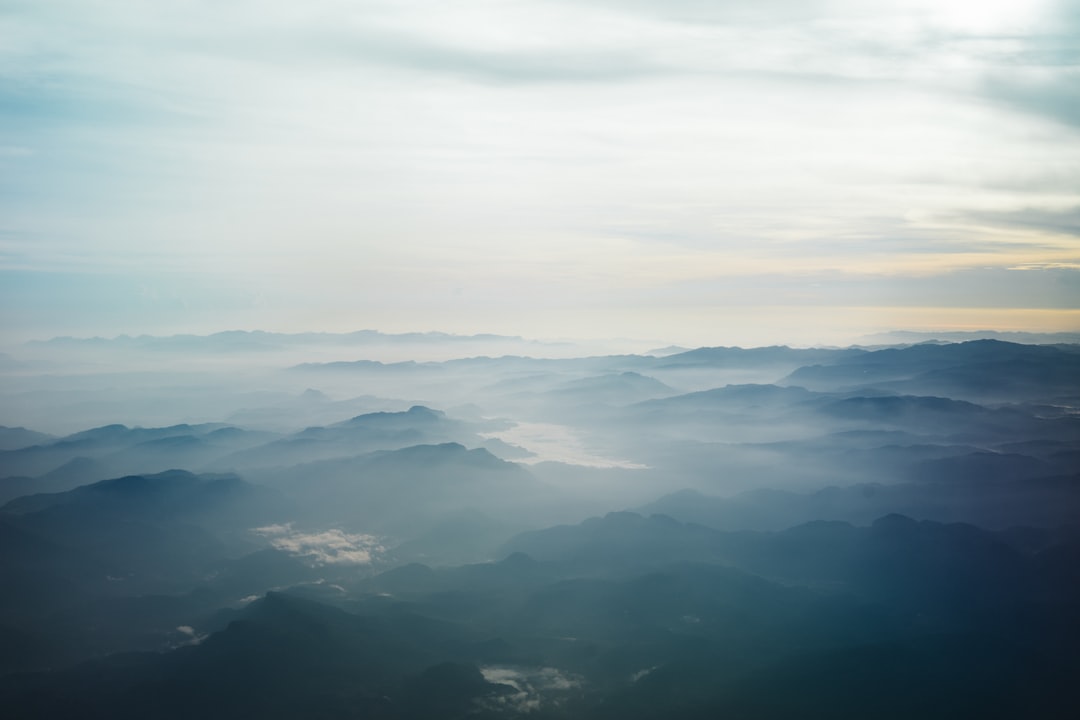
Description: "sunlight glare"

(923, 0), (1049, 32)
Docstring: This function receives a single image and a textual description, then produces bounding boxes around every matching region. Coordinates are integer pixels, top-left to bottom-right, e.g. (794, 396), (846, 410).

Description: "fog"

(1, 331), (1078, 718)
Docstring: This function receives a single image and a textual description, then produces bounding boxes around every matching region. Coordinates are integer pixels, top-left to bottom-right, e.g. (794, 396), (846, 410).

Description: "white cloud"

(480, 666), (583, 714)
(3, 0), (1078, 344)
(174, 625), (208, 647)
(252, 523), (384, 566)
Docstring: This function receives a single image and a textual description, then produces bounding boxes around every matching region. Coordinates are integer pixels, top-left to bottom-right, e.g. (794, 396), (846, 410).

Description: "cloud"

(631, 665), (659, 682)
(479, 666), (582, 714)
(481, 421), (648, 469)
(3, 0), (1078, 344)
(983, 73), (1080, 128)
(963, 206), (1080, 238)
(173, 625), (208, 647)
(252, 523), (384, 566)
(316, 28), (666, 85)
(562, 0), (833, 26)
(964, 1), (1080, 128)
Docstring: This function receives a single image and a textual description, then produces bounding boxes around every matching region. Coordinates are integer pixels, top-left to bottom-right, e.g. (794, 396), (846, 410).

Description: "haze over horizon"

(3, 0), (1079, 346)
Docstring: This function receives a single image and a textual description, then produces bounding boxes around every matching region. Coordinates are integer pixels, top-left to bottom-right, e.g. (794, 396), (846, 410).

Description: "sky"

(2, 0), (1079, 347)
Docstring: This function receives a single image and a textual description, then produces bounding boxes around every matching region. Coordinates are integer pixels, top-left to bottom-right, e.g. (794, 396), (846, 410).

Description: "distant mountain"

(2, 469), (254, 519)
(609, 383), (829, 449)
(0, 422), (249, 478)
(0, 407), (493, 505)
(659, 345), (863, 368)
(480, 436), (536, 460)
(646, 345), (691, 356)
(29, 329), (536, 352)
(2, 337), (1077, 718)
(223, 391), (407, 432)
(887, 354), (1080, 402)
(813, 395), (1070, 441)
(782, 340), (1080, 401)
(294, 353), (660, 375)
(213, 406), (482, 471)
(632, 383), (818, 413)
(290, 358), (431, 372)
(0, 426), (54, 451)
(548, 372), (675, 405)
(261, 442), (544, 537)
(0, 424), (280, 503)
(859, 330), (1080, 345)
(598, 375), (1079, 490)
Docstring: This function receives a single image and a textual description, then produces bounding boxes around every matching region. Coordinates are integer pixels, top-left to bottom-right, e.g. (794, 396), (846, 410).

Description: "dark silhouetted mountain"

(1, 591), (509, 719)
(361, 549), (560, 601)
(888, 354), (1080, 403)
(502, 512), (730, 576)
(4, 511), (1076, 718)
(638, 470), (1080, 530)
(501, 511), (1057, 621)
(388, 509), (527, 565)
(909, 450), (1054, 483)
(0, 470), (299, 673)
(0, 470), (284, 592)
(2, 469), (262, 522)
(688, 638), (1049, 720)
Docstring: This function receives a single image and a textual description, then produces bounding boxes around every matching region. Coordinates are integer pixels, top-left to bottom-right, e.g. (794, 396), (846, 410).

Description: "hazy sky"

(2, 0), (1079, 346)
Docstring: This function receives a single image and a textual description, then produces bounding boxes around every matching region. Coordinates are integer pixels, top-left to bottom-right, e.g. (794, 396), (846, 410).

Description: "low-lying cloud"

(252, 523), (384, 565)
(480, 666), (582, 714)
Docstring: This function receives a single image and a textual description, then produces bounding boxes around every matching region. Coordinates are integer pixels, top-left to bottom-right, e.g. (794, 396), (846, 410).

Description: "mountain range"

(0, 336), (1076, 717)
